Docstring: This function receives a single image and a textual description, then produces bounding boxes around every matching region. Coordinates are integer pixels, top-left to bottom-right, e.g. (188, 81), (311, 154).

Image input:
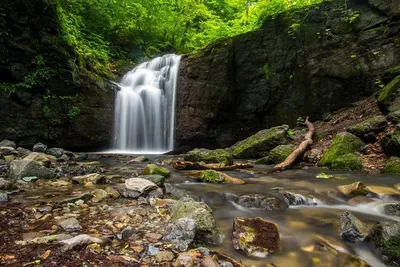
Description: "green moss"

(347, 116), (387, 138)
(377, 76), (400, 107)
(383, 157), (400, 174)
(331, 153), (363, 170)
(229, 126), (288, 159)
(201, 170), (223, 183)
(142, 164), (170, 178)
(319, 132), (364, 167)
(184, 148), (233, 166)
(263, 63), (270, 80)
(256, 144), (296, 164)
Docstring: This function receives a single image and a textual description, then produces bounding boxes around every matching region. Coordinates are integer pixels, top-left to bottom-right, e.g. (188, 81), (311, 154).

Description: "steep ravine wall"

(175, 0), (400, 150)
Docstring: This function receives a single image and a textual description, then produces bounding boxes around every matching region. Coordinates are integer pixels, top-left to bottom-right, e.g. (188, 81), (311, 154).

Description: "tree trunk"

(270, 117), (315, 172)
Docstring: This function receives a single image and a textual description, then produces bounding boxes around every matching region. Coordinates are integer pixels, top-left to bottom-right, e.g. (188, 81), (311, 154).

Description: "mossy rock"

(201, 170), (224, 183)
(331, 153), (363, 171)
(229, 125), (289, 159)
(184, 148), (233, 166)
(383, 65), (400, 83)
(255, 144), (296, 164)
(338, 181), (369, 197)
(366, 221), (400, 265)
(387, 110), (400, 124)
(377, 75), (400, 114)
(319, 132), (364, 168)
(382, 129), (400, 157)
(347, 116), (387, 143)
(142, 164), (170, 178)
(383, 157), (400, 174)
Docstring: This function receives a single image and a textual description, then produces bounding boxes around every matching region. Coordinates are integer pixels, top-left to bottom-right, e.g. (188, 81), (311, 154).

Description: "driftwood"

(173, 161), (253, 171)
(270, 117), (315, 172)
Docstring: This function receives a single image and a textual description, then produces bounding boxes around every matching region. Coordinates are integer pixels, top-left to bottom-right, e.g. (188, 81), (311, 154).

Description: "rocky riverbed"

(0, 140), (400, 266)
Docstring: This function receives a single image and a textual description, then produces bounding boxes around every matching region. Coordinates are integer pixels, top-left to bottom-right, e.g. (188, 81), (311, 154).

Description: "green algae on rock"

(229, 126), (289, 159)
(255, 144), (296, 164)
(383, 157), (400, 174)
(331, 153), (363, 171)
(318, 132), (364, 168)
(184, 148), (233, 166)
(347, 116), (387, 142)
(142, 164), (171, 178)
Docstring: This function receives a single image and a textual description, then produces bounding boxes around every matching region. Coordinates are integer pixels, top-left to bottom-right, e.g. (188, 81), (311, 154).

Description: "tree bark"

(270, 117), (315, 172)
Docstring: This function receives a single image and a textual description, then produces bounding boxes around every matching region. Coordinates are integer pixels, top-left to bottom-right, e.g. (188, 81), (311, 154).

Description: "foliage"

(0, 56), (54, 94)
(296, 116), (305, 125)
(68, 106), (81, 119)
(263, 63), (270, 80)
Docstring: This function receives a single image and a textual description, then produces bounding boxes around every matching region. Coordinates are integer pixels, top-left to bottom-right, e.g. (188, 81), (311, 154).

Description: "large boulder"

(24, 152), (53, 167)
(338, 181), (369, 197)
(255, 144), (296, 164)
(377, 76), (400, 114)
(184, 148), (233, 166)
(232, 217), (281, 257)
(72, 173), (103, 185)
(47, 148), (65, 158)
(318, 132), (364, 168)
(142, 164), (171, 178)
(339, 211), (369, 243)
(170, 197), (219, 244)
(225, 193), (288, 211)
(118, 178), (158, 199)
(366, 220), (400, 265)
(0, 140), (16, 149)
(383, 157), (400, 174)
(9, 159), (55, 179)
(140, 175), (165, 186)
(380, 203), (400, 217)
(228, 126), (289, 159)
(163, 218), (196, 251)
(347, 116), (387, 142)
(382, 129), (400, 157)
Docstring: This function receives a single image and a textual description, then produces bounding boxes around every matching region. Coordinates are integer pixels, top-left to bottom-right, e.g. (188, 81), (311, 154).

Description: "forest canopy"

(55, 0), (324, 75)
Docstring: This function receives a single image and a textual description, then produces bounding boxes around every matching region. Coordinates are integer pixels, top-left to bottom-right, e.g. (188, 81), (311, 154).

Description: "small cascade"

(113, 54), (181, 153)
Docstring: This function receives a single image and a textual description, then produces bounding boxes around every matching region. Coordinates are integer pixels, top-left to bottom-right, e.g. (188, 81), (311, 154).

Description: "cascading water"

(113, 54), (181, 154)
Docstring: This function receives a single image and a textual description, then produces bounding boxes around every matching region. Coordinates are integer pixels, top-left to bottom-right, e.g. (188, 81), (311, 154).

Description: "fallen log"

(270, 117), (315, 172)
(173, 161), (253, 171)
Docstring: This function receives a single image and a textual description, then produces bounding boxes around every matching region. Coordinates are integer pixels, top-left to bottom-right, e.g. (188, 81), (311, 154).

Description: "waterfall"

(113, 54), (181, 154)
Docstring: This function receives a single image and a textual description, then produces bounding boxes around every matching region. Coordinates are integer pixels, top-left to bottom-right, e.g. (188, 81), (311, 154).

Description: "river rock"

(164, 183), (200, 201)
(331, 153), (363, 170)
(318, 132), (364, 168)
(380, 203), (400, 217)
(142, 164), (170, 177)
(59, 234), (104, 251)
(0, 192), (8, 202)
(24, 152), (52, 167)
(383, 157), (400, 174)
(92, 189), (108, 202)
(387, 110), (400, 124)
(105, 187), (120, 198)
(339, 211), (369, 243)
(367, 186), (400, 199)
(58, 217), (82, 232)
(337, 182), (369, 197)
(255, 144), (296, 164)
(72, 173), (103, 185)
(366, 220), (400, 265)
(347, 116), (387, 143)
(228, 125), (289, 159)
(282, 192), (317, 206)
(155, 251), (175, 262)
(164, 218), (196, 251)
(128, 156), (148, 164)
(184, 148), (233, 166)
(232, 217), (281, 257)
(125, 178), (158, 193)
(171, 197), (219, 244)
(9, 159), (55, 179)
(382, 129), (400, 157)
(0, 178), (14, 190)
(377, 75), (400, 114)
(0, 146), (17, 156)
(33, 142), (48, 153)
(140, 175), (165, 186)
(226, 193), (288, 211)
(17, 147), (31, 156)
(0, 140), (16, 149)
(47, 147), (65, 158)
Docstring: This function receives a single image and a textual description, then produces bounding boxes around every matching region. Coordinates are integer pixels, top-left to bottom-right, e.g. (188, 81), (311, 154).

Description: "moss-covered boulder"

(184, 148), (233, 166)
(331, 153), (363, 170)
(142, 164), (170, 178)
(229, 126), (289, 159)
(377, 75), (400, 114)
(387, 110), (400, 124)
(201, 170), (224, 183)
(383, 157), (400, 174)
(232, 217), (281, 257)
(255, 144), (296, 164)
(382, 129), (400, 157)
(171, 197), (219, 244)
(347, 116), (387, 142)
(340, 211), (370, 243)
(319, 132), (364, 168)
(366, 221), (400, 265)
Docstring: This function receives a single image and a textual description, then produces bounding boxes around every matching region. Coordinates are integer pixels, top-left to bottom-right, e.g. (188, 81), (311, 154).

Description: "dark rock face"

(0, 0), (114, 151)
(176, 0), (400, 149)
(339, 211), (369, 243)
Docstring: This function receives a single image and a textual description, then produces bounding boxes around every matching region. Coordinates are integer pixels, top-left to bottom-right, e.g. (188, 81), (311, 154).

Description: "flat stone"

(72, 173), (103, 185)
(58, 218), (82, 232)
(338, 182), (369, 197)
(155, 251), (175, 262)
(125, 178), (158, 193)
(9, 159), (55, 179)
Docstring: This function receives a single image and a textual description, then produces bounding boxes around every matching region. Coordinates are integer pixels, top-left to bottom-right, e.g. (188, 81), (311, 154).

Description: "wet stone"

(58, 217), (82, 232)
(164, 218), (196, 251)
(339, 211), (369, 243)
(155, 250), (175, 262)
(0, 192), (8, 202)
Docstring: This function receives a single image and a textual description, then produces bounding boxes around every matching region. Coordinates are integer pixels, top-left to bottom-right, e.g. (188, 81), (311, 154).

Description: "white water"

(112, 54), (181, 154)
